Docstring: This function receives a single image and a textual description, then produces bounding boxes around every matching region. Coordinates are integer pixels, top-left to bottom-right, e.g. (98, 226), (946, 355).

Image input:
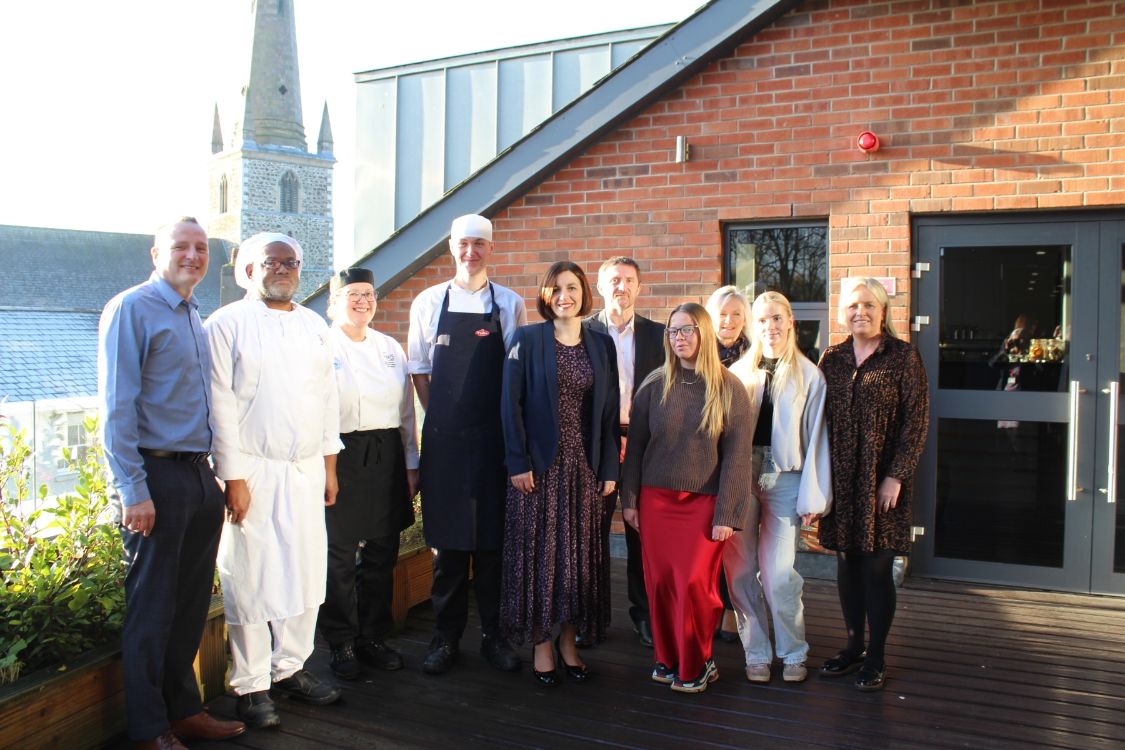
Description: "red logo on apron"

(474, 329), (491, 337)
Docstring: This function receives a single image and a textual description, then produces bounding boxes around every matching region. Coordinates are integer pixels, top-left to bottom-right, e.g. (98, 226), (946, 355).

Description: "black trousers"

(319, 534), (400, 646)
(121, 456), (224, 741)
(430, 548), (502, 641)
(623, 522), (651, 626)
(603, 486), (649, 626)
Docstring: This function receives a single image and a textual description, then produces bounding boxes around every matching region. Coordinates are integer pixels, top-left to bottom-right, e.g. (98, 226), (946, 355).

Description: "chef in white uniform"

(205, 232), (343, 729)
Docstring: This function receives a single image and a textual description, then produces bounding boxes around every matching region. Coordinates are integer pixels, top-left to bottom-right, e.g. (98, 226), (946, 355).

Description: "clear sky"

(0, 0), (703, 262)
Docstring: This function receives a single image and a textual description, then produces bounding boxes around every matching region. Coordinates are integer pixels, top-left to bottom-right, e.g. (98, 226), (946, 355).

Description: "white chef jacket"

(331, 326), (420, 470)
(406, 279), (527, 375)
(205, 299), (341, 625)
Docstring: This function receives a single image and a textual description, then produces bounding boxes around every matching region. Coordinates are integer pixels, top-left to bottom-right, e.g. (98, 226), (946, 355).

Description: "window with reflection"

(938, 245), (1070, 391)
(725, 223), (828, 362)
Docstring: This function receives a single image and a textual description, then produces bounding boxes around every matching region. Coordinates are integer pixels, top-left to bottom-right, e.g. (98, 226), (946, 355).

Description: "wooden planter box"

(0, 596), (227, 750)
(391, 546), (434, 629)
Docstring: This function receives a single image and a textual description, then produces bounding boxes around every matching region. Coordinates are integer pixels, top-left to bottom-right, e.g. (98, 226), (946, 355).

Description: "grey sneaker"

(745, 663), (771, 683)
(782, 662), (808, 683)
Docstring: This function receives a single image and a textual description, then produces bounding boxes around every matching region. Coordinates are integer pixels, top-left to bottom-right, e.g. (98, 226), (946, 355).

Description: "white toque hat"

(450, 214), (492, 243)
(234, 232), (303, 290)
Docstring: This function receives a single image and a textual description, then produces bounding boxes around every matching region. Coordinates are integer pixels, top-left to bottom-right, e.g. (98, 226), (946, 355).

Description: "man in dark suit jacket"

(582, 256), (666, 647)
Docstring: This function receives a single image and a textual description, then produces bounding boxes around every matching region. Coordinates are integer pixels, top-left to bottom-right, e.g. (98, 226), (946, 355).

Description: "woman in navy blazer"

(500, 260), (621, 687)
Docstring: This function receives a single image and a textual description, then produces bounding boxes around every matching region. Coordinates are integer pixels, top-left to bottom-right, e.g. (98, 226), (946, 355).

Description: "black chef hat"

(331, 267), (375, 292)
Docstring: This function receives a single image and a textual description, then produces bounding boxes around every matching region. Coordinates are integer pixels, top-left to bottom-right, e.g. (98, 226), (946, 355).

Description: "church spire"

(242, 0), (306, 150)
(317, 102), (333, 156)
(211, 103), (224, 154)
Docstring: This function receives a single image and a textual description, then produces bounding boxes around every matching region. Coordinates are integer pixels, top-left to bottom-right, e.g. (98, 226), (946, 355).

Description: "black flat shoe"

(855, 663), (886, 691)
(820, 650), (866, 678)
(554, 636), (589, 683)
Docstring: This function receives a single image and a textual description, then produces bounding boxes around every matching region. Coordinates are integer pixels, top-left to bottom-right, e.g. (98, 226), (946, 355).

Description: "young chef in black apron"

(408, 214), (527, 676)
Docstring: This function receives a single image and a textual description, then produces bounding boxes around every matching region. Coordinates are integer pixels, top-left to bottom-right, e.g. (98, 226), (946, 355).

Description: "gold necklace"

(681, 370), (700, 385)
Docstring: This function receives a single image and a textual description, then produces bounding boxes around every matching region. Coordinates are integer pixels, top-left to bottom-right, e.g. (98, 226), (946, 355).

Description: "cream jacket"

(729, 353), (832, 517)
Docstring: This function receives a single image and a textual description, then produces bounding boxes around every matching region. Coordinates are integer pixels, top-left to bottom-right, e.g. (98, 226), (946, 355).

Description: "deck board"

(132, 559), (1124, 750)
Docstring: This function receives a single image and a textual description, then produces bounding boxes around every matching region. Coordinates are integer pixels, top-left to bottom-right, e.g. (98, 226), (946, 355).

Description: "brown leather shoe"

(132, 731), (188, 750)
(170, 710), (247, 741)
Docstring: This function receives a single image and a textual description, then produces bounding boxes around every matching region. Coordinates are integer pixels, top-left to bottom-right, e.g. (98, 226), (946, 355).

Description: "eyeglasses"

(667, 325), (699, 339)
(261, 258), (301, 270)
(345, 290), (378, 302)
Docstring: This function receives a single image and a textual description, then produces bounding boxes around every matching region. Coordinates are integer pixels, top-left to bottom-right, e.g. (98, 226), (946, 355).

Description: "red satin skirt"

(638, 485), (724, 682)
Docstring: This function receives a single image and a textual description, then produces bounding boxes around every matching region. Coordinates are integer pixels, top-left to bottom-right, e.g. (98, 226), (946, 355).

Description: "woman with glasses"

(500, 261), (620, 686)
(317, 268), (419, 680)
(724, 291), (831, 685)
(817, 278), (929, 691)
(705, 285), (752, 642)
(620, 303), (753, 694)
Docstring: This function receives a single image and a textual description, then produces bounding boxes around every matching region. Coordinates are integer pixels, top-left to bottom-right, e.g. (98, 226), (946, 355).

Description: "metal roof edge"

(353, 24), (675, 81)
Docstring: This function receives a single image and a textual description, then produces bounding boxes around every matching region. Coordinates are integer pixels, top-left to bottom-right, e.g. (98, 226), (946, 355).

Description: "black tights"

(836, 551), (896, 668)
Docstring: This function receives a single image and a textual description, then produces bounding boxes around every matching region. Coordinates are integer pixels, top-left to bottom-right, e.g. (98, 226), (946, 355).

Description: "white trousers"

(723, 463), (808, 666)
(228, 606), (319, 695)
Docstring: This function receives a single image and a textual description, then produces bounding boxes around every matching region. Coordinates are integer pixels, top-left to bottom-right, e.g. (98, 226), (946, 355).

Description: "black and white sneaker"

(651, 662), (675, 684)
(670, 659), (718, 693)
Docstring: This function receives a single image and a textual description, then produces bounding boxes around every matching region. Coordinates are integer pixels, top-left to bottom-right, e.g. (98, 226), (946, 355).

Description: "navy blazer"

(583, 310), (667, 399)
(501, 321), (621, 481)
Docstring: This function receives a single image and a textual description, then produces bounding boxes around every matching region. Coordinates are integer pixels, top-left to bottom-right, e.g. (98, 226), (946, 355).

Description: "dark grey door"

(912, 214), (1125, 595)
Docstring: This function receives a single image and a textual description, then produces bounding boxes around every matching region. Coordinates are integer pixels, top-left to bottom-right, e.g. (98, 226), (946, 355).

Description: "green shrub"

(0, 420), (125, 684)
(398, 493), (425, 555)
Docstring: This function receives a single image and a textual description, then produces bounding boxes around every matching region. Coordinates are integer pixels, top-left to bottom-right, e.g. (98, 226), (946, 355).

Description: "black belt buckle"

(139, 448), (211, 463)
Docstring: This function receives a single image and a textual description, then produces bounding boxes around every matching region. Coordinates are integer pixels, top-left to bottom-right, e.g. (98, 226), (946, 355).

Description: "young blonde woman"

(725, 291), (831, 684)
(620, 302), (753, 694)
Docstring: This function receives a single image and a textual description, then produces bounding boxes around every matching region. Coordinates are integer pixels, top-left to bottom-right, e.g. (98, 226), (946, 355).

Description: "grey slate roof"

(0, 224), (230, 316)
(0, 310), (100, 403)
(0, 224), (233, 403)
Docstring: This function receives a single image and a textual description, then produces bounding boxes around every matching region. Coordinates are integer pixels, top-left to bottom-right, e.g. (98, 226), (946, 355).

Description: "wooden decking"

(180, 561), (1125, 750)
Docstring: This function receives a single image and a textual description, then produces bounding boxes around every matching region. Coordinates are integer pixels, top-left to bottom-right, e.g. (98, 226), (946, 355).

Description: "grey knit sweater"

(619, 368), (754, 530)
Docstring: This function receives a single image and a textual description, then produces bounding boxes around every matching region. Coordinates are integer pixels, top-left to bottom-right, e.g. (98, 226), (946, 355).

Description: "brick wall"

(368, 0), (1125, 344)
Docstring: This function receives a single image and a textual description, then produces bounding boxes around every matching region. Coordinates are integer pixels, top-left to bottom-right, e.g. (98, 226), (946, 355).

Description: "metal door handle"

(1067, 380), (1083, 501)
(1100, 381), (1118, 504)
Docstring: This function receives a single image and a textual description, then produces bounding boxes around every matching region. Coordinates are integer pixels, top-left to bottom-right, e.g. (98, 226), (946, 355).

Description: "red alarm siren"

(857, 131), (880, 153)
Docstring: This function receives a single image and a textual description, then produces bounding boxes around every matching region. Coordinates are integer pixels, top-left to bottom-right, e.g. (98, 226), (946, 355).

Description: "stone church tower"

(208, 0), (334, 288)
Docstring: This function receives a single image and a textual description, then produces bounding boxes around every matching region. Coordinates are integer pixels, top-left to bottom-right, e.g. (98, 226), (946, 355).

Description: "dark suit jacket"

(583, 309), (667, 401)
(501, 321), (621, 481)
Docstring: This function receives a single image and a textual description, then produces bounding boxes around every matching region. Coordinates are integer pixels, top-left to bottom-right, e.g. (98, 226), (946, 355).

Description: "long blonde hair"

(749, 291), (807, 401)
(645, 302), (732, 440)
(838, 277), (898, 339)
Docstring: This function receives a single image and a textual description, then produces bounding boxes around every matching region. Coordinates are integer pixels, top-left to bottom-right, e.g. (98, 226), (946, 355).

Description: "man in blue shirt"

(99, 217), (245, 750)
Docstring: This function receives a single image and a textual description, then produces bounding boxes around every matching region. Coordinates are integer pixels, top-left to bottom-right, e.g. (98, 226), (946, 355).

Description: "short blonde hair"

(704, 285), (750, 335)
(838, 277), (898, 339)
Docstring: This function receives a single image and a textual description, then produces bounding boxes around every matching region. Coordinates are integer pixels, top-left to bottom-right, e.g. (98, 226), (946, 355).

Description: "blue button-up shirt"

(98, 273), (213, 506)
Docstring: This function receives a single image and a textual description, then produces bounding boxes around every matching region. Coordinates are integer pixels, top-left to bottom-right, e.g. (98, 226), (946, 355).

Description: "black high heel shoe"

(554, 635), (589, 683)
(532, 642), (560, 687)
